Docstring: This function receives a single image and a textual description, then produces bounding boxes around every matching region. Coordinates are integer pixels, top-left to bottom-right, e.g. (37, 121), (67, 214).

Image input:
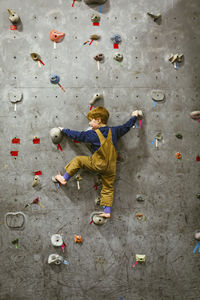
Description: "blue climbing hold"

(50, 74), (60, 84)
(111, 34), (122, 44)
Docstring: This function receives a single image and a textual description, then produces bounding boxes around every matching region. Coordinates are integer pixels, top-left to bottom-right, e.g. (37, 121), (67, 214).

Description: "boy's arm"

(60, 127), (99, 143)
(113, 116), (138, 139)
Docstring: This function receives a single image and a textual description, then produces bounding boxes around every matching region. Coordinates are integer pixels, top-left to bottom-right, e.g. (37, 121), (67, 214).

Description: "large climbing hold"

(50, 128), (63, 144)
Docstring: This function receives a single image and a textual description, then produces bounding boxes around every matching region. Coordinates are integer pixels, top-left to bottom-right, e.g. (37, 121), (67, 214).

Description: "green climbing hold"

(176, 133), (183, 139)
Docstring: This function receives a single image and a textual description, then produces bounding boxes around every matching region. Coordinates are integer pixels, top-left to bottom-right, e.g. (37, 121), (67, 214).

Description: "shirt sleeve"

(112, 116), (137, 139)
(62, 128), (99, 144)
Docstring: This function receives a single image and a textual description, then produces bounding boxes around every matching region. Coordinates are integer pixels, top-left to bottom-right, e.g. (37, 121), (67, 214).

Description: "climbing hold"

(176, 152), (182, 159)
(8, 9), (20, 24)
(8, 90), (23, 103)
(76, 174), (82, 190)
(85, 0), (107, 4)
(90, 34), (101, 40)
(151, 90), (165, 102)
(5, 212), (25, 229)
(195, 231), (200, 240)
(12, 238), (19, 248)
(51, 234), (63, 246)
(94, 196), (101, 205)
(50, 30), (65, 43)
(136, 254), (146, 263)
(196, 193), (200, 199)
(48, 254), (64, 265)
(156, 132), (163, 141)
(169, 53), (183, 64)
(113, 53), (123, 62)
(190, 111), (200, 120)
(111, 34), (122, 44)
(74, 235), (83, 243)
(176, 133), (183, 139)
(147, 12), (161, 22)
(32, 175), (40, 187)
(94, 53), (104, 62)
(136, 194), (145, 202)
(91, 13), (101, 23)
(89, 93), (103, 105)
(50, 128), (63, 144)
(91, 212), (107, 225)
(50, 74), (60, 84)
(30, 53), (41, 61)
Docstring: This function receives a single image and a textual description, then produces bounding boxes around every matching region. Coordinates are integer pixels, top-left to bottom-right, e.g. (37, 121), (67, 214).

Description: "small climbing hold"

(8, 9), (20, 24)
(113, 53), (123, 62)
(169, 53), (184, 69)
(136, 194), (145, 202)
(30, 53), (41, 61)
(76, 174), (82, 190)
(50, 128), (63, 144)
(94, 53), (104, 62)
(196, 193), (200, 199)
(8, 90), (23, 103)
(91, 13), (101, 23)
(111, 34), (122, 44)
(89, 93), (103, 105)
(50, 74), (60, 84)
(74, 235), (83, 243)
(176, 152), (182, 159)
(136, 254), (146, 263)
(12, 238), (19, 248)
(147, 12), (161, 22)
(90, 34), (101, 40)
(190, 111), (200, 120)
(48, 254), (64, 265)
(51, 234), (63, 246)
(136, 213), (143, 220)
(176, 133), (183, 139)
(151, 90), (165, 102)
(50, 30), (65, 43)
(94, 196), (101, 205)
(32, 175), (40, 187)
(91, 211), (107, 225)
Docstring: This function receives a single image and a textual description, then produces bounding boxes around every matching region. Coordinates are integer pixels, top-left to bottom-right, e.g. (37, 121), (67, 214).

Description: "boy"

(55, 107), (141, 219)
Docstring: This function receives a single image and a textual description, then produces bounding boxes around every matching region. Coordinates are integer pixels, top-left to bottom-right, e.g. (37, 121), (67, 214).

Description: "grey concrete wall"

(0, 0), (200, 299)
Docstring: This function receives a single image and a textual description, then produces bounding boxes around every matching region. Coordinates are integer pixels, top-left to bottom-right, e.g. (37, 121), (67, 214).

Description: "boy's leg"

(99, 173), (116, 218)
(55, 156), (94, 185)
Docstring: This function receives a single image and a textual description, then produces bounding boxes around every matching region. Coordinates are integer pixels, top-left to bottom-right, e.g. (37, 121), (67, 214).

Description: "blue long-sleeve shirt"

(62, 116), (137, 153)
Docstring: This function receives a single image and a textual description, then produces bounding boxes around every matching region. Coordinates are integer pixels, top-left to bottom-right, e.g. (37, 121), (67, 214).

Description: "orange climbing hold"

(176, 152), (182, 159)
(50, 30), (65, 43)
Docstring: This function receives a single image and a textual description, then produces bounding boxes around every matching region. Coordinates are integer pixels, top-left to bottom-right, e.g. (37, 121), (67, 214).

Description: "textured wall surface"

(0, 0), (200, 299)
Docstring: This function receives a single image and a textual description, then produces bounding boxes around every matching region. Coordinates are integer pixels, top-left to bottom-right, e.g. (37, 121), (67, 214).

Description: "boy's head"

(87, 107), (109, 129)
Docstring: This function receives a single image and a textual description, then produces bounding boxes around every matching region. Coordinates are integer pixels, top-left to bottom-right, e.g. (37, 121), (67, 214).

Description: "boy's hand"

(131, 110), (139, 117)
(58, 127), (63, 131)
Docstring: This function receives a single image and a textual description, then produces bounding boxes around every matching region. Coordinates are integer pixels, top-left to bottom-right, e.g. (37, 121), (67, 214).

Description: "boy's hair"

(87, 106), (109, 124)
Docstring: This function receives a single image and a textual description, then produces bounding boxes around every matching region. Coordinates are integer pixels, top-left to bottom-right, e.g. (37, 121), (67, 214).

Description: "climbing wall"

(0, 0), (200, 299)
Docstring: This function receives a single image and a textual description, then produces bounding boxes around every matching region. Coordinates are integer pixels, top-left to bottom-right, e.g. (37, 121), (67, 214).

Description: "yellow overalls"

(65, 128), (117, 207)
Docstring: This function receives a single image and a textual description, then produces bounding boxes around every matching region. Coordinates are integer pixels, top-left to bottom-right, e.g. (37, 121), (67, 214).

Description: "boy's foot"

(99, 212), (111, 218)
(55, 172), (67, 185)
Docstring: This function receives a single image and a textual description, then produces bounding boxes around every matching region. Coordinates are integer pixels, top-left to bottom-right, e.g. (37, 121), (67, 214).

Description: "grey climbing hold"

(50, 128), (63, 144)
(85, 0), (107, 4)
(5, 212), (25, 229)
(8, 9), (20, 24)
(147, 12), (161, 22)
(91, 13), (101, 23)
(113, 53), (123, 62)
(8, 90), (23, 103)
(151, 90), (165, 102)
(94, 53), (104, 62)
(190, 111), (200, 120)
(30, 53), (41, 61)
(90, 34), (101, 40)
(195, 231), (200, 240)
(176, 133), (183, 139)
(89, 93), (103, 105)
(48, 254), (64, 265)
(32, 175), (40, 187)
(111, 34), (122, 44)
(156, 132), (163, 141)
(196, 193), (200, 199)
(91, 211), (107, 225)
(51, 234), (63, 246)
(136, 194), (145, 202)
(94, 197), (101, 206)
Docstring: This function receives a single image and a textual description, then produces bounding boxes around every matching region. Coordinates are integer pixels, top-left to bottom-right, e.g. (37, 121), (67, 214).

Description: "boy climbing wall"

(55, 107), (142, 219)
